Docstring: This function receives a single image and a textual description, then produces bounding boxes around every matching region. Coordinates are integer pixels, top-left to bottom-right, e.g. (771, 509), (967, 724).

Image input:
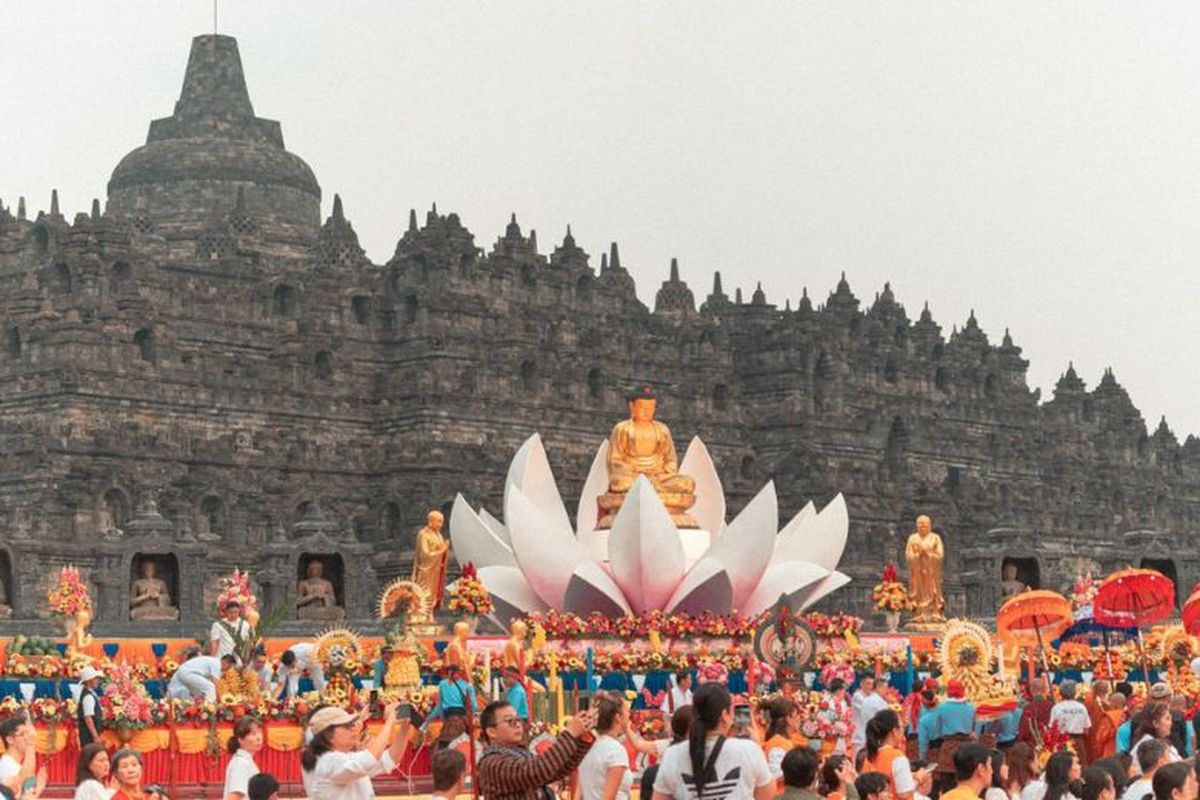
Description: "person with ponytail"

(651, 683), (773, 800)
(862, 708), (932, 800)
(1025, 751), (1082, 800)
(759, 698), (799, 784)
(1152, 763), (1197, 800)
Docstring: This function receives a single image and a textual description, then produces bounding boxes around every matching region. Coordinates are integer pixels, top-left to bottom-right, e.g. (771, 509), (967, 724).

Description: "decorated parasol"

(1182, 587), (1200, 636)
(1093, 568), (1176, 680)
(996, 590), (1074, 675)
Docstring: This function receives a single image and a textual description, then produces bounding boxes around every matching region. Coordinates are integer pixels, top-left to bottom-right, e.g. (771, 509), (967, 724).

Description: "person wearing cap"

(76, 667), (105, 747)
(299, 701), (410, 800)
(906, 678), (938, 757)
(210, 601), (250, 660)
(371, 645), (393, 690)
(426, 664), (478, 750)
(1050, 680), (1092, 764)
(917, 683), (942, 761)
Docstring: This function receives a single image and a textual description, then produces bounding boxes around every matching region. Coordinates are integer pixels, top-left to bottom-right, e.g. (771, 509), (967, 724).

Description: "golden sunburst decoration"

(939, 618), (993, 678)
(314, 627), (363, 664)
(377, 578), (431, 621)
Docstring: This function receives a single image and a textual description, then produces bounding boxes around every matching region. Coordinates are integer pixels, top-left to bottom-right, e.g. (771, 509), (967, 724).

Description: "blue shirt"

(976, 708), (1021, 745)
(506, 682), (529, 721)
(372, 658), (388, 687)
(1117, 720), (1132, 753)
(918, 708), (939, 760)
(933, 699), (977, 738)
(427, 678), (477, 721)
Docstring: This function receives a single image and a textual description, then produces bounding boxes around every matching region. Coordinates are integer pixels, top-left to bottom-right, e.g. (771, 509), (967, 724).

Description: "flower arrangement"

(1070, 574), (1097, 612)
(872, 564), (910, 612)
(820, 661), (855, 687)
(102, 663), (154, 730)
(697, 661), (729, 685)
(448, 563), (494, 616)
(216, 569), (258, 620)
(29, 698), (75, 723)
(796, 690), (855, 741)
(48, 565), (91, 616)
(523, 610), (757, 641)
(804, 612), (864, 639)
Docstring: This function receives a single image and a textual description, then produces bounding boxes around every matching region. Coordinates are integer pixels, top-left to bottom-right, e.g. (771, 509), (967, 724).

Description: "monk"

(1084, 680), (1117, 763)
(411, 510), (450, 610)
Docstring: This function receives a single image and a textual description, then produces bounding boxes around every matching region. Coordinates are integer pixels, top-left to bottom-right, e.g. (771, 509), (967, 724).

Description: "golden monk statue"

(411, 510), (450, 610)
(444, 620), (474, 672)
(503, 619), (528, 674)
(905, 515), (945, 624)
(597, 386), (697, 528)
(129, 561), (180, 621)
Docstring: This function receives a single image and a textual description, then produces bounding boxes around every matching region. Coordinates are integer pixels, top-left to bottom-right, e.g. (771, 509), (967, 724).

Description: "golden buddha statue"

(503, 620), (528, 674)
(905, 514), (946, 624)
(443, 620), (475, 672)
(597, 386), (697, 529)
(411, 510), (450, 611)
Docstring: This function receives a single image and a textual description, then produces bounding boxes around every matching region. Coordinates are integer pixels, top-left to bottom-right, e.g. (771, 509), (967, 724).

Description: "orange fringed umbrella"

(1094, 568), (1176, 680)
(996, 590), (1074, 674)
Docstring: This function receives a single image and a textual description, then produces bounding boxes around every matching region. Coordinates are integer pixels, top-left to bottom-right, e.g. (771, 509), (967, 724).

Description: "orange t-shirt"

(864, 745), (906, 798)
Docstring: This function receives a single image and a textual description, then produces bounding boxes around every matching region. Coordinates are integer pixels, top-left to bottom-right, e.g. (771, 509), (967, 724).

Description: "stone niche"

(128, 552), (182, 622)
(1001, 556), (1041, 591)
(0, 549), (12, 618)
(295, 552), (345, 621)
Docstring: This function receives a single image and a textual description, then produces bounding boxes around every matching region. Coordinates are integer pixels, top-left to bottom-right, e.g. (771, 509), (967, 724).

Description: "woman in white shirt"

(223, 716), (263, 800)
(300, 702), (410, 800)
(1131, 704), (1181, 774)
(73, 743), (114, 800)
(577, 691), (659, 800)
(652, 683), (774, 800)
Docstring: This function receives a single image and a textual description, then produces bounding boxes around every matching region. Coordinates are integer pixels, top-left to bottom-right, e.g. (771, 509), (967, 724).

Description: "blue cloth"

(372, 659), (387, 688)
(977, 708), (1021, 745)
(1117, 720), (1132, 753)
(427, 678), (476, 722)
(932, 698), (977, 738)
(506, 682), (529, 720)
(918, 708), (939, 760)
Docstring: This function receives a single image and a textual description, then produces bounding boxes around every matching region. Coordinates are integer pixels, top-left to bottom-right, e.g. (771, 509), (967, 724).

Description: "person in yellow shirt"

(941, 744), (994, 800)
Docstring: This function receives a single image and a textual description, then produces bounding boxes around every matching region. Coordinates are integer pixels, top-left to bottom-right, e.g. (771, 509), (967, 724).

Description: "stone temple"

(1, 34), (1197, 633)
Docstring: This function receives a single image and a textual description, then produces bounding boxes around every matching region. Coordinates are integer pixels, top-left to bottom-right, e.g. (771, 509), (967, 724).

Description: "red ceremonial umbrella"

(1093, 568), (1176, 679)
(1182, 588), (1200, 636)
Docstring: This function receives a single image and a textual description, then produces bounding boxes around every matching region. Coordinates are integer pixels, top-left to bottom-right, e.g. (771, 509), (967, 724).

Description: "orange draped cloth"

(1084, 693), (1116, 764)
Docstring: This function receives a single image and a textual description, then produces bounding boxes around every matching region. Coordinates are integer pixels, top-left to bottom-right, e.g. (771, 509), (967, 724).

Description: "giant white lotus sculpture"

(450, 433), (850, 622)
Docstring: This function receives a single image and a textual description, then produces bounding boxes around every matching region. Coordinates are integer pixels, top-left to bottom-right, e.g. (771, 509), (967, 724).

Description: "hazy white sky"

(4, 2), (1200, 437)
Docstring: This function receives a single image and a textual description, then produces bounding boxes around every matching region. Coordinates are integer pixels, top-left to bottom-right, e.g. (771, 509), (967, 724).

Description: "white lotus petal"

(505, 484), (580, 608)
(773, 501), (815, 560)
(450, 494), (516, 569)
(794, 571), (852, 611)
(563, 562), (632, 616)
(576, 440), (609, 537)
(608, 476), (686, 613)
(479, 507), (511, 547)
(505, 434), (573, 535)
(741, 561), (830, 617)
(711, 481), (779, 609)
(780, 494), (848, 572)
(665, 557), (733, 615)
(477, 565), (549, 621)
(679, 436), (726, 535)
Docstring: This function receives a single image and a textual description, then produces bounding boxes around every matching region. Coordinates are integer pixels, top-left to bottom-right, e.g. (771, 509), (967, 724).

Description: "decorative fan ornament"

(315, 627), (363, 664)
(938, 618), (1017, 719)
(377, 579), (431, 621)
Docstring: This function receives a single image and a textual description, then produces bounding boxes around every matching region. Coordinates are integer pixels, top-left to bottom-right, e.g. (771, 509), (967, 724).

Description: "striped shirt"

(476, 732), (593, 800)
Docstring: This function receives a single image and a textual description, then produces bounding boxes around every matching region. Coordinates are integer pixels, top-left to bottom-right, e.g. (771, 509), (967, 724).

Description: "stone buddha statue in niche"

(129, 561), (180, 620)
(597, 386), (697, 529)
(296, 560), (344, 621)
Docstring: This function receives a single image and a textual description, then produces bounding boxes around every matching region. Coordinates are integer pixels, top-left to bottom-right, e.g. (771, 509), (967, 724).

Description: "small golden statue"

(443, 620), (475, 672)
(411, 510), (450, 610)
(906, 514), (946, 624)
(503, 619), (528, 673)
(598, 386), (697, 528)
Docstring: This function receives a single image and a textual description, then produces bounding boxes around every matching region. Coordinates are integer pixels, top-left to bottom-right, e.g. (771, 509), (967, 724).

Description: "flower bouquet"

(1070, 573), (1097, 614)
(448, 563), (493, 617)
(102, 664), (154, 737)
(873, 564), (909, 630)
(804, 612), (864, 639)
(216, 569), (259, 625)
(48, 565), (94, 653)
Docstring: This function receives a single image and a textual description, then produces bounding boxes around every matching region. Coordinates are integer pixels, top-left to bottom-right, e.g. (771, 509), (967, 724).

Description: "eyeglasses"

(497, 716), (522, 727)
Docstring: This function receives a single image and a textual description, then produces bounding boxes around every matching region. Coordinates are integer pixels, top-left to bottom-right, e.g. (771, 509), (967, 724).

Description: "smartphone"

(397, 703), (413, 720)
(733, 705), (751, 727)
(578, 695), (592, 712)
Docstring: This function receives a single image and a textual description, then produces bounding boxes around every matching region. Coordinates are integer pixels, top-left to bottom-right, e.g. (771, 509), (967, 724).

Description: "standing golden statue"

(906, 514), (946, 624)
(411, 509), (450, 610)
(597, 386), (697, 528)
